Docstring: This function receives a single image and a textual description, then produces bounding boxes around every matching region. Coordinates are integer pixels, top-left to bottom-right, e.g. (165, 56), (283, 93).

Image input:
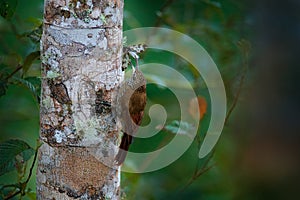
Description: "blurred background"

(1, 0), (300, 199)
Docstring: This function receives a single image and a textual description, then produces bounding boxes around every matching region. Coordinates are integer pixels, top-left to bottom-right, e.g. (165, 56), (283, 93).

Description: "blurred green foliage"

(0, 0), (42, 198)
(123, 1), (250, 199)
(0, 0), (255, 199)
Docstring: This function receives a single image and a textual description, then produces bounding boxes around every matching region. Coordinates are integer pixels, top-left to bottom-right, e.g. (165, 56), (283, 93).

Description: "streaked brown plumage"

(115, 68), (146, 165)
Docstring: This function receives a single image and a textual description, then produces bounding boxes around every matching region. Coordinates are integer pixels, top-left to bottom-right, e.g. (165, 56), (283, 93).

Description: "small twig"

(192, 132), (203, 177)
(225, 41), (250, 125)
(181, 164), (215, 192)
(5, 65), (23, 81)
(224, 67), (246, 125)
(195, 163), (215, 178)
(192, 119), (209, 176)
(180, 149), (215, 192)
(25, 141), (40, 184)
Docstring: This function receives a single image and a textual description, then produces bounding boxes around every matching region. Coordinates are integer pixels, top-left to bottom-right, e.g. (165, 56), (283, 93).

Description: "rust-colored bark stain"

(54, 147), (110, 197)
(114, 0), (122, 8)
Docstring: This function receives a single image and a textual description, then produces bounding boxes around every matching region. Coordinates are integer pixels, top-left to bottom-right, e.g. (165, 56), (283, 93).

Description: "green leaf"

(18, 24), (42, 44)
(0, 139), (35, 176)
(26, 190), (36, 200)
(22, 51), (40, 76)
(25, 76), (41, 93)
(0, 184), (19, 199)
(12, 77), (41, 101)
(0, 0), (18, 20)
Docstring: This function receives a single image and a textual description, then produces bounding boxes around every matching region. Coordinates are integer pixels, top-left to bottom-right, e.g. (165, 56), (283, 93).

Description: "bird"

(115, 63), (147, 165)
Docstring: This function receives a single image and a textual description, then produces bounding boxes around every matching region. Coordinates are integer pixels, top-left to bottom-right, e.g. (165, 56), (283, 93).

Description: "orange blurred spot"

(188, 96), (207, 120)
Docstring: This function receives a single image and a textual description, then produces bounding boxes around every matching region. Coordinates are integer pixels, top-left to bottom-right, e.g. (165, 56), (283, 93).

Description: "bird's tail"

(115, 132), (132, 165)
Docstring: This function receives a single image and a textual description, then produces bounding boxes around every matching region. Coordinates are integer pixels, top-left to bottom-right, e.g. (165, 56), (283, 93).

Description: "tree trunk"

(37, 0), (123, 199)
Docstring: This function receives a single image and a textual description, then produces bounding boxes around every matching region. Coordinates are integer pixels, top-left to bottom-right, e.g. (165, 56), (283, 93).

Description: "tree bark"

(37, 0), (123, 199)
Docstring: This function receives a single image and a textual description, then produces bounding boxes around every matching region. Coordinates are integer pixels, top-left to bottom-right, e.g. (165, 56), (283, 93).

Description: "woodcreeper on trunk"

(115, 44), (147, 165)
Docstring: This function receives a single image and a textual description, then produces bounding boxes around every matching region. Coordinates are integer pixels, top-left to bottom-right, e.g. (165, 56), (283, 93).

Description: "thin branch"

(224, 67), (246, 125)
(192, 119), (210, 176)
(5, 65), (23, 81)
(180, 164), (215, 192)
(25, 141), (40, 184)
(195, 163), (215, 178)
(180, 149), (215, 192)
(225, 42), (250, 125)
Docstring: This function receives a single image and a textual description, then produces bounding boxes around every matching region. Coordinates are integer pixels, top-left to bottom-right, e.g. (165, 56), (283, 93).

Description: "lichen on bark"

(37, 0), (124, 199)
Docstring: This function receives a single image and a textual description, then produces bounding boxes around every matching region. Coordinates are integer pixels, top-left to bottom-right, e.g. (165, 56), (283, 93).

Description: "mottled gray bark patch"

(37, 0), (123, 199)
